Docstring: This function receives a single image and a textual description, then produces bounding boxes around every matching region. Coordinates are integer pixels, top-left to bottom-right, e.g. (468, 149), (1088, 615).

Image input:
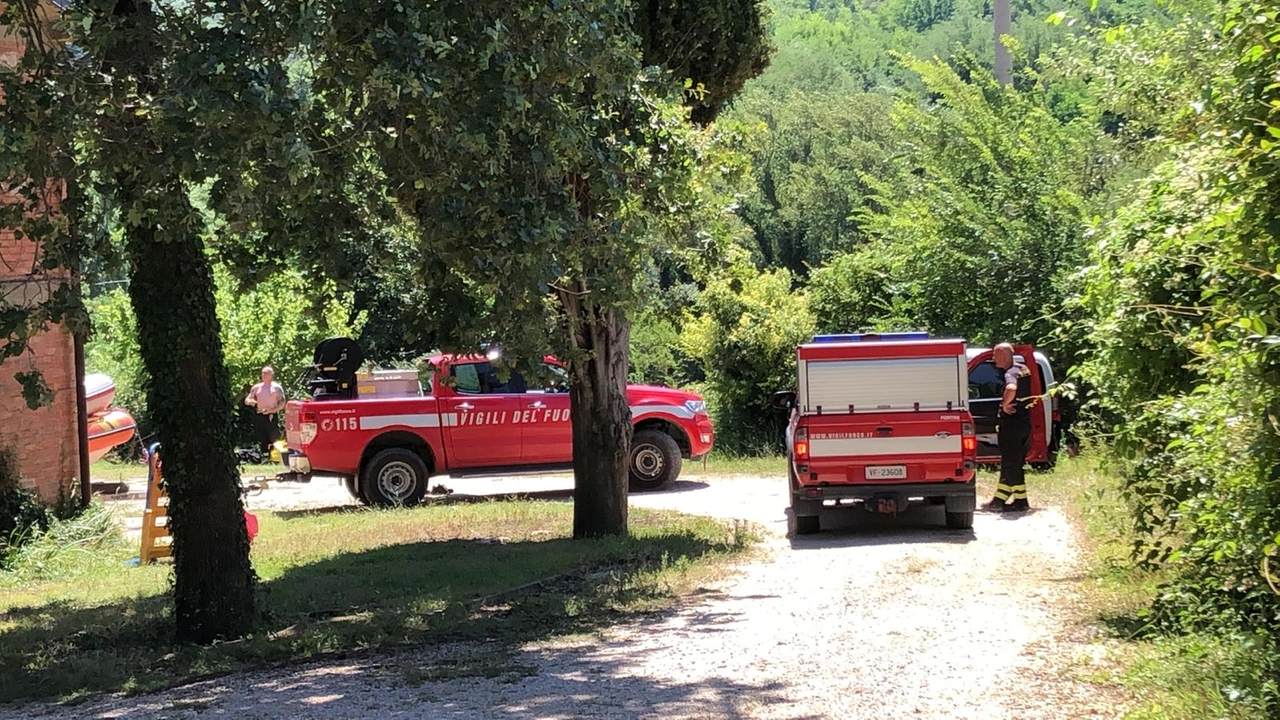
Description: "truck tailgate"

(802, 413), (970, 484)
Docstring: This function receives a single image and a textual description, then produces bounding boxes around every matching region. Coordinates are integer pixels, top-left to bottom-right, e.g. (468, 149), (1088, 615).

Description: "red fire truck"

(965, 345), (1057, 469)
(283, 339), (714, 506)
(774, 333), (978, 534)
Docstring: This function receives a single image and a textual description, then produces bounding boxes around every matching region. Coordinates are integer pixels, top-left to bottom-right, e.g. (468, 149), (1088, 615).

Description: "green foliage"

(728, 91), (897, 275)
(863, 57), (1092, 348)
(1, 502), (124, 583)
(629, 310), (689, 387)
(86, 267), (362, 439)
(634, 0), (773, 124)
(885, 0), (957, 33)
(83, 290), (146, 428)
(0, 446), (50, 565)
(13, 371), (53, 410)
(1074, 0), (1280, 710)
(682, 267), (815, 453)
(808, 244), (908, 333)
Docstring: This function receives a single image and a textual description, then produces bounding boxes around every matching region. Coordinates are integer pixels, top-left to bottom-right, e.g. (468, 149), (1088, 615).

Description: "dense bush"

(682, 268), (815, 453)
(1, 502), (125, 583)
(86, 266), (363, 443)
(808, 245), (911, 333)
(1076, 0), (1280, 707)
(0, 447), (50, 566)
(863, 57), (1092, 348)
(629, 310), (693, 388)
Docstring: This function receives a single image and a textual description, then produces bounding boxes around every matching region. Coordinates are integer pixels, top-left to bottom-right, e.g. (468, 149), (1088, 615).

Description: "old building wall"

(0, 7), (82, 502)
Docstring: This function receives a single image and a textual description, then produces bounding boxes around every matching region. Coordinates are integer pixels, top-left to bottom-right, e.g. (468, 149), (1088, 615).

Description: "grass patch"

(91, 458), (284, 485)
(1, 504), (126, 584)
(1042, 455), (1268, 719)
(89, 458), (149, 484)
(0, 500), (754, 705)
(696, 452), (785, 477)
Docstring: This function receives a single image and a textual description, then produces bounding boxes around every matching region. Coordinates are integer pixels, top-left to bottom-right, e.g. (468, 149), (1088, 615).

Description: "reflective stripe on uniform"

(993, 482), (1027, 501)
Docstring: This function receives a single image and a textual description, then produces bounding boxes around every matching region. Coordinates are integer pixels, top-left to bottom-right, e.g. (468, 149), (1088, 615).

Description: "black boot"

(980, 499), (1006, 513)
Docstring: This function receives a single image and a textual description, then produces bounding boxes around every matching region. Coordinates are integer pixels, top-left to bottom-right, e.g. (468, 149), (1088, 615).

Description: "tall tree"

(560, 0), (768, 536)
(276, 0), (770, 538)
(0, 0), (310, 641)
(635, 0), (772, 125)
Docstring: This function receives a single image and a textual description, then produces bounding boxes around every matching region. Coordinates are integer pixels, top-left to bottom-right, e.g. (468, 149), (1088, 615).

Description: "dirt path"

(15, 474), (1122, 719)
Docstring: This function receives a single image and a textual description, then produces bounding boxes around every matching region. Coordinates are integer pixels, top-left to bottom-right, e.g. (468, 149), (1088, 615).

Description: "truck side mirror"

(772, 390), (797, 410)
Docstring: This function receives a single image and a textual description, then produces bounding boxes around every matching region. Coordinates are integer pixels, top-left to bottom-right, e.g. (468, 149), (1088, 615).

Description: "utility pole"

(993, 0), (1012, 85)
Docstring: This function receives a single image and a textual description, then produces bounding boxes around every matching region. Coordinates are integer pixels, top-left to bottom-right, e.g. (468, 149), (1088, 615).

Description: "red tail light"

(794, 427), (809, 460)
(298, 409), (318, 445)
(961, 421), (976, 454)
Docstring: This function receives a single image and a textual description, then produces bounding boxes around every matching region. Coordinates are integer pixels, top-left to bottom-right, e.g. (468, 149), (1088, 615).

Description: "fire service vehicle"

(965, 345), (1058, 469)
(284, 338), (714, 506)
(774, 333), (978, 534)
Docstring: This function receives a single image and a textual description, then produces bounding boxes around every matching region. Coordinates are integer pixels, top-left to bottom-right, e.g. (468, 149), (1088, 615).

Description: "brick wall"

(0, 7), (82, 503)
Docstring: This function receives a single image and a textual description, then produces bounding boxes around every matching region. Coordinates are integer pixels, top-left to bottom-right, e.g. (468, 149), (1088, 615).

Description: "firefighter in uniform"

(983, 343), (1033, 513)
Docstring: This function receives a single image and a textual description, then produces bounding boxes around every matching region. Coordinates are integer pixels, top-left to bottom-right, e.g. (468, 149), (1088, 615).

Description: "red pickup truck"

(774, 333), (978, 534)
(284, 346), (715, 506)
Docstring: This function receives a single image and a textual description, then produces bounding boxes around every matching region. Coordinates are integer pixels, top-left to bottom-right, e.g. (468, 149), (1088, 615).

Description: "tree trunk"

(560, 283), (632, 539)
(125, 206), (256, 643)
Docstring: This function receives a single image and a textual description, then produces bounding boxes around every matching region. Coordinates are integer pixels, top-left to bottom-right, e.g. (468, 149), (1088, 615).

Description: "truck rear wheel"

(629, 430), (681, 491)
(945, 510), (974, 529)
(361, 448), (429, 507)
(794, 514), (821, 535)
(789, 465), (821, 535)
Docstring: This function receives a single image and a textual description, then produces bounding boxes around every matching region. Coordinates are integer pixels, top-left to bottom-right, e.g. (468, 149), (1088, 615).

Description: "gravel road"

(11, 472), (1124, 719)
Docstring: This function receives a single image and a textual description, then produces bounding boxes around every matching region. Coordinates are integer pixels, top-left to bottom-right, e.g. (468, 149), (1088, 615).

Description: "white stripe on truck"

(810, 435), (961, 457)
(359, 414), (443, 430)
(631, 404), (695, 420)
(351, 404), (691, 431)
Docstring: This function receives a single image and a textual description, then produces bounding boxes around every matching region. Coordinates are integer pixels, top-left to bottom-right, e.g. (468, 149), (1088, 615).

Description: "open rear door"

(1017, 344), (1048, 463)
(965, 345), (1047, 464)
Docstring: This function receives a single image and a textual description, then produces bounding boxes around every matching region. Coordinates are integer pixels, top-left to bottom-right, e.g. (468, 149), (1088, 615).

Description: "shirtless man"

(244, 366), (285, 453)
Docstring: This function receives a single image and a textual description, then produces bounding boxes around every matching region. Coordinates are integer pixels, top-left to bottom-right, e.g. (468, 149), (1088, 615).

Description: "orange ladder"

(139, 443), (173, 564)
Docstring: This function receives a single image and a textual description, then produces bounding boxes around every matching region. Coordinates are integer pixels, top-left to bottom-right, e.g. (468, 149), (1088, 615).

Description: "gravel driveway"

(11, 472), (1124, 719)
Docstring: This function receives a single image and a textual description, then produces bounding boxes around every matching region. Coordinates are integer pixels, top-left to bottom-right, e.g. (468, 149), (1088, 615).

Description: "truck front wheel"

(361, 448), (429, 507)
(629, 430), (681, 491)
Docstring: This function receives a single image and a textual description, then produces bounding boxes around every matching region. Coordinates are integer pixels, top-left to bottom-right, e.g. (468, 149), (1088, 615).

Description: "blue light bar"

(810, 332), (930, 343)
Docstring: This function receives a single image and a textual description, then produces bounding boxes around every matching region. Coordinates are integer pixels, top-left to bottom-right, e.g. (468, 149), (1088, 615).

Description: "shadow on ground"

(787, 503), (978, 549)
(0, 527), (742, 710)
(274, 480), (712, 521)
(30, 638), (809, 720)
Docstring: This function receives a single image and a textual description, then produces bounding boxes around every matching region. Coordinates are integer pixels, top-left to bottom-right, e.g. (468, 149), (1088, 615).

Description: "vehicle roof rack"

(810, 332), (930, 343)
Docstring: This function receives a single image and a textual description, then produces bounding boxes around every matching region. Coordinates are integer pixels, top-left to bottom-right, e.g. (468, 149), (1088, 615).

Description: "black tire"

(629, 430), (681, 491)
(789, 464), (821, 535)
(945, 510), (974, 529)
(360, 448), (429, 507)
(794, 514), (821, 535)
